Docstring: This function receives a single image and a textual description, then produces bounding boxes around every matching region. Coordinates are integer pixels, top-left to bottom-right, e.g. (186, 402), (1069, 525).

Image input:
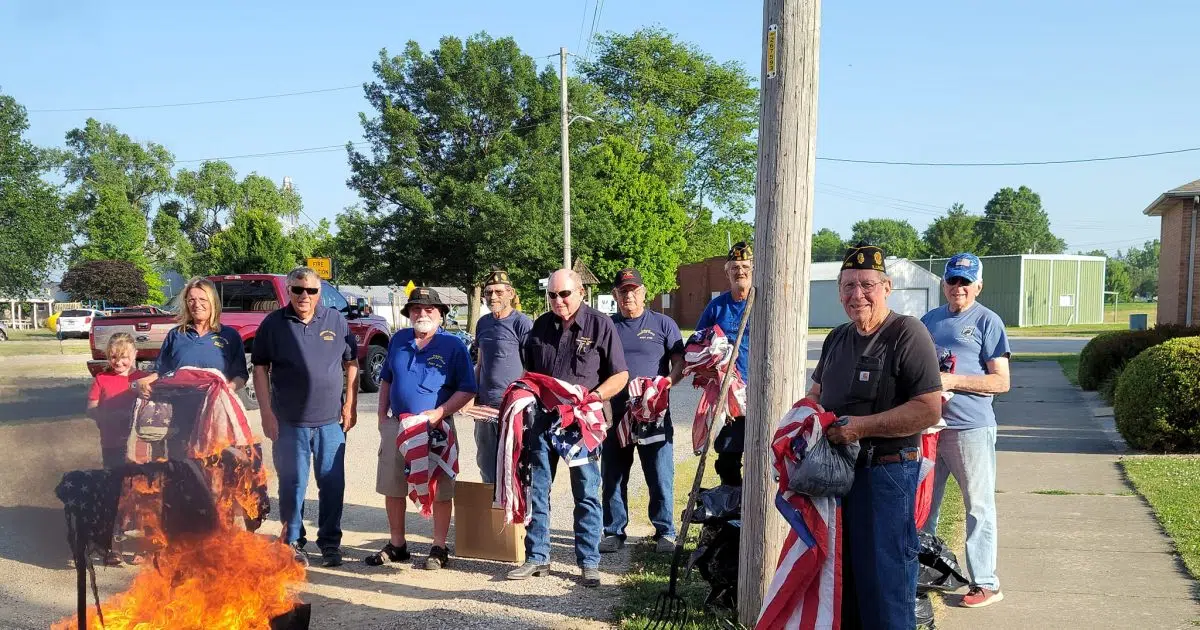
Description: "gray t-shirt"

(475, 310), (533, 406)
(812, 314), (942, 451)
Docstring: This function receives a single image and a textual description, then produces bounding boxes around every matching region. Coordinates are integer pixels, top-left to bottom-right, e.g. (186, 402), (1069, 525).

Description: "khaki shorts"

(377, 415), (456, 501)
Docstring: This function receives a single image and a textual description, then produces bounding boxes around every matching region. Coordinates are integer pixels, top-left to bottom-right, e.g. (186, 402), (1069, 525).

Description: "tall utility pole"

(739, 0), (821, 625)
(560, 46), (572, 269)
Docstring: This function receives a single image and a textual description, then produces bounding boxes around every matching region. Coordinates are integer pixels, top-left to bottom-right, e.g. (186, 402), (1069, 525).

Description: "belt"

(872, 449), (921, 466)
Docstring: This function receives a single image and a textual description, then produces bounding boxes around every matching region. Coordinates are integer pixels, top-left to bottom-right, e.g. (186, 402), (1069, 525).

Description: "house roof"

(573, 258), (600, 285)
(1143, 178), (1200, 216)
(338, 285), (469, 307)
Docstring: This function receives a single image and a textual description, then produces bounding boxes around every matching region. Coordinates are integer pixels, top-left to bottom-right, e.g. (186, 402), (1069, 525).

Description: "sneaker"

(320, 547), (343, 568)
(424, 545), (450, 570)
(506, 561), (551, 580)
(655, 537), (677, 554)
(580, 566), (601, 588)
(598, 535), (625, 553)
(288, 541), (309, 567)
(961, 586), (1004, 608)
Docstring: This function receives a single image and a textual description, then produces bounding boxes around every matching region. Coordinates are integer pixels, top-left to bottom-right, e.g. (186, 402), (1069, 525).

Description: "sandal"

(103, 551), (122, 567)
(364, 543), (410, 566)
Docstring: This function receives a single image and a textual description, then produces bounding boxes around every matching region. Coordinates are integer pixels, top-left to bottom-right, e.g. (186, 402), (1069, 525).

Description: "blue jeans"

(273, 421), (346, 551)
(475, 421), (500, 485)
(525, 417), (603, 568)
(601, 422), (675, 540)
(922, 425), (999, 590)
(842, 448), (921, 630)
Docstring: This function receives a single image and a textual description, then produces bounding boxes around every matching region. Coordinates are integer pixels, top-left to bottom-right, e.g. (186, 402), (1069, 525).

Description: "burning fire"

(54, 446), (302, 629)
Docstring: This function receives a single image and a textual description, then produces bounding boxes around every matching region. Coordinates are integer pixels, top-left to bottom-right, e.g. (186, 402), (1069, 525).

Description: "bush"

(1077, 326), (1200, 393)
(1113, 337), (1200, 452)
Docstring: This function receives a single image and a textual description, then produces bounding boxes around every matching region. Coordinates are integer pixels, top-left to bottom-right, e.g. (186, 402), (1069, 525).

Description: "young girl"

(86, 333), (148, 565)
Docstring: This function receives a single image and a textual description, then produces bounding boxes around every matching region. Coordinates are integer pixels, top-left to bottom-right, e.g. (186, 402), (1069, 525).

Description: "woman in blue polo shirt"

(134, 277), (248, 398)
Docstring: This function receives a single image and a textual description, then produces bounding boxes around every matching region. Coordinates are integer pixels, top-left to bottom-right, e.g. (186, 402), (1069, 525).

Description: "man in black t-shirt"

(808, 242), (942, 630)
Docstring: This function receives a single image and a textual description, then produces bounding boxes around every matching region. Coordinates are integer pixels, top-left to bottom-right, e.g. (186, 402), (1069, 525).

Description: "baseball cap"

(944, 253), (982, 283)
(613, 268), (643, 289)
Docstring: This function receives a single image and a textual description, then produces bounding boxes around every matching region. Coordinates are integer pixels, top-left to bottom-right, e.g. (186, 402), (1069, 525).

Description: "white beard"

(413, 320), (437, 334)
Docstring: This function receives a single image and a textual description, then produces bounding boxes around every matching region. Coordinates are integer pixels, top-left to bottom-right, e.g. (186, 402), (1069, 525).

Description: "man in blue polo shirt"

(369, 287), (476, 572)
(696, 241), (753, 486)
(252, 267), (358, 568)
(921, 253), (1011, 609)
(600, 268), (684, 555)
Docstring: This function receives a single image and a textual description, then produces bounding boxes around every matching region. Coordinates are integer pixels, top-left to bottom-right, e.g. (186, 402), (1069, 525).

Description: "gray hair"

(287, 266), (321, 285)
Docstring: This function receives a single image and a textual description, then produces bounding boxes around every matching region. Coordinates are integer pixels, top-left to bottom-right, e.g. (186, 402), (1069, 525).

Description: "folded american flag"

(757, 399), (842, 630)
(616, 376), (672, 447)
(493, 373), (605, 524)
(128, 367), (255, 464)
(395, 412), (459, 518)
(684, 327), (747, 454)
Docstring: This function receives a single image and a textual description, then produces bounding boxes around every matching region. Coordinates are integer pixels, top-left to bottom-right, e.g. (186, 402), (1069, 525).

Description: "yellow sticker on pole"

(306, 257), (333, 280)
(766, 24), (778, 79)
(404, 280), (416, 297)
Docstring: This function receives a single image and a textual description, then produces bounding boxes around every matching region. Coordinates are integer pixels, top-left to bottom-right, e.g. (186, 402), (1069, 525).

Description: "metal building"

(808, 258), (943, 327)
(913, 255), (1106, 327)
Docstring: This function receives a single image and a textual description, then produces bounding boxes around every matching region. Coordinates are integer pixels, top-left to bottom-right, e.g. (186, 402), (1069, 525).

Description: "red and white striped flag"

(684, 327), (747, 454)
(616, 375), (672, 447)
(757, 399), (842, 630)
(395, 412), (458, 518)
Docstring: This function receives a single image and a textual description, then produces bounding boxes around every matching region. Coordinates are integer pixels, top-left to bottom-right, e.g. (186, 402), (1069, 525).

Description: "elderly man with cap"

(695, 241), (753, 486)
(369, 287), (477, 571)
(599, 268), (685, 555)
(807, 242), (943, 629)
(506, 268), (628, 587)
(469, 269), (533, 483)
(920, 253), (1010, 609)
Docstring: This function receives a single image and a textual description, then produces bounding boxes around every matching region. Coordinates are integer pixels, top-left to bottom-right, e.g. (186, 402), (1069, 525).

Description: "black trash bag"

(915, 592), (935, 629)
(784, 417), (860, 497)
(918, 531), (970, 592)
(690, 484), (741, 524)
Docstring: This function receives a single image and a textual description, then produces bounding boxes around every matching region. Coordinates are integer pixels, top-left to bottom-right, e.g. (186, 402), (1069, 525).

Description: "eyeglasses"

(290, 286), (319, 296)
(483, 288), (508, 297)
(945, 277), (973, 287)
(547, 289), (575, 301)
(185, 298), (209, 305)
(839, 281), (884, 295)
(729, 264), (752, 273)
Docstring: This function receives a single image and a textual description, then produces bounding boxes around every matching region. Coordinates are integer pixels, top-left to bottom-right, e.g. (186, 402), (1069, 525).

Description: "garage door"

(888, 288), (930, 317)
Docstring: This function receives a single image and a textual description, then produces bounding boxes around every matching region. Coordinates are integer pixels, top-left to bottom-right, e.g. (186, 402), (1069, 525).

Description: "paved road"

(804, 334), (1088, 360)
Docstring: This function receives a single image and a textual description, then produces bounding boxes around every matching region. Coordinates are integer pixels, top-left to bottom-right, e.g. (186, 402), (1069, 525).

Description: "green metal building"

(913, 255), (1107, 327)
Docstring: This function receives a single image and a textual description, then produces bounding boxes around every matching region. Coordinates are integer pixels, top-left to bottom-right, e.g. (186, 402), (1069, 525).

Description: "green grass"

(1010, 352), (1080, 387)
(1121, 456), (1200, 583)
(0, 335), (91, 357)
(1009, 303), (1156, 337)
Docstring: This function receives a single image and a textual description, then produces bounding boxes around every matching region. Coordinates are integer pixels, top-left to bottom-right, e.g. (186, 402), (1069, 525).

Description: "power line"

(818, 145), (1200, 167)
(29, 85), (362, 113)
(575, 0), (591, 54)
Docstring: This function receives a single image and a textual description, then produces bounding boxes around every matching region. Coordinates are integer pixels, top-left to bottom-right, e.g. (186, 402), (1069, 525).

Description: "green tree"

(60, 260), (149, 306)
(207, 209), (293, 274)
(173, 160), (241, 253)
(1124, 240), (1160, 298)
(0, 92), (71, 298)
(922, 203), (985, 258)
(811, 228), (845, 262)
(978, 186), (1065, 255)
(849, 218), (925, 259)
(346, 33), (565, 327)
(678, 210), (755, 265)
(288, 219), (335, 266)
(1106, 258), (1133, 300)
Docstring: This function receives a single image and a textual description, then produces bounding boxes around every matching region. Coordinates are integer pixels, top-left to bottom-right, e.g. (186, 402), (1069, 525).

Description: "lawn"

(1121, 456), (1200, 582)
(1010, 352), (1080, 387)
(0, 331), (90, 357)
(1010, 303), (1156, 337)
(615, 451), (968, 628)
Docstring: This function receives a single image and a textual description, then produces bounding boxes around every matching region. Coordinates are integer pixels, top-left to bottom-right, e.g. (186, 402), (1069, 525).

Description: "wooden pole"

(739, 0), (821, 624)
(560, 46), (573, 269)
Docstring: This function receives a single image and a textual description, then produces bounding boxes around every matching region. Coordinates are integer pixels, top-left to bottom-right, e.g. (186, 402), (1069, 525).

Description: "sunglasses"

(945, 277), (973, 287)
(290, 286), (319, 296)
(547, 289), (575, 301)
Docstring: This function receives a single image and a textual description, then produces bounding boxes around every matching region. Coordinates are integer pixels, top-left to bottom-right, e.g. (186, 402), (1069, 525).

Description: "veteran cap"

(613, 268), (644, 289)
(842, 241), (887, 273)
(402, 287), (449, 318)
(482, 268), (512, 287)
(728, 241), (753, 262)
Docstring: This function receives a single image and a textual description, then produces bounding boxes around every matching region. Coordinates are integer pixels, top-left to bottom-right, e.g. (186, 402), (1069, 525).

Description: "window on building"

(661, 293), (672, 309)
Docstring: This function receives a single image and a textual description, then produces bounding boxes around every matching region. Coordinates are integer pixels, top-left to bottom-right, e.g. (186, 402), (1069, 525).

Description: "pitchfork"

(649, 288), (755, 630)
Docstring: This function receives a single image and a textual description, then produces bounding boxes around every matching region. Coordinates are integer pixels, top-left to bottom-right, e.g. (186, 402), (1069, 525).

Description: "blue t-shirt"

(381, 329), (477, 416)
(696, 291), (751, 382)
(156, 325), (249, 382)
(475, 310), (533, 407)
(921, 302), (1011, 429)
(251, 305), (356, 427)
(613, 310), (684, 380)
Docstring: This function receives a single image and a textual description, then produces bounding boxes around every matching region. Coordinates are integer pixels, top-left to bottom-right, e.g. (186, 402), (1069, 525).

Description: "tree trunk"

(467, 284), (482, 335)
(739, 0), (821, 625)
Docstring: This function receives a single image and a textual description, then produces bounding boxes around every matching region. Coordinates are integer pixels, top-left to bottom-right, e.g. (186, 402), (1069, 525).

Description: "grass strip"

(1121, 456), (1200, 584)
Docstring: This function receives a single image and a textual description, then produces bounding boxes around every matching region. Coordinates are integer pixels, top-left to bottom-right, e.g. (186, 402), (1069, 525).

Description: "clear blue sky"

(4, 0), (1195, 256)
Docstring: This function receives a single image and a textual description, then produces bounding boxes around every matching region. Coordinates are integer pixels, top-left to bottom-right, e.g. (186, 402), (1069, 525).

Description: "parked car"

(0, 321), (8, 342)
(86, 275), (392, 410)
(57, 309), (105, 339)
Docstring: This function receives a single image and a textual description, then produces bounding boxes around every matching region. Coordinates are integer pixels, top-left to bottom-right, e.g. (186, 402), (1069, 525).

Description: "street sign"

(306, 257), (333, 280)
(404, 280), (416, 297)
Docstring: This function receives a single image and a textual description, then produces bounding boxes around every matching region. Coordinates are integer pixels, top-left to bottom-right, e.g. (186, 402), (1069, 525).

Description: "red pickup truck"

(87, 274), (392, 409)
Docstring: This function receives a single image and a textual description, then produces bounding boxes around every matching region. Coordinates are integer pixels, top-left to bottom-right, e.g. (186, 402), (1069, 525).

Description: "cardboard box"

(453, 481), (525, 563)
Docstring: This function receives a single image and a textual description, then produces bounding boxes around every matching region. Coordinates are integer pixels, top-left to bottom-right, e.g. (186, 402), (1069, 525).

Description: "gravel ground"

(0, 364), (706, 630)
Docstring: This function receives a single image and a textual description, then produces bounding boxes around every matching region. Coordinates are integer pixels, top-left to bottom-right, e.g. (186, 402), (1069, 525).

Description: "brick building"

(648, 256), (729, 328)
(1143, 178), (1200, 326)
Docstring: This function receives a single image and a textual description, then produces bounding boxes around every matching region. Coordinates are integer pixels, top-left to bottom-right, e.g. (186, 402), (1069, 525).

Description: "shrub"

(1077, 326), (1200, 393)
(1113, 337), (1200, 452)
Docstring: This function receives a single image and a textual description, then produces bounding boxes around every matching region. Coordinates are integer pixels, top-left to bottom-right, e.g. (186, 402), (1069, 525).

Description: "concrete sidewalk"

(937, 361), (1200, 629)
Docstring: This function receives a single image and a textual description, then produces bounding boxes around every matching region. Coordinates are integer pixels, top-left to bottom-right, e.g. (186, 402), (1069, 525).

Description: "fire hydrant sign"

(306, 257), (333, 280)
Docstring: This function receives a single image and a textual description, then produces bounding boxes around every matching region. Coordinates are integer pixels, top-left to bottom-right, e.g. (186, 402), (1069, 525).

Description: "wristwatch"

(130, 381), (140, 392)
